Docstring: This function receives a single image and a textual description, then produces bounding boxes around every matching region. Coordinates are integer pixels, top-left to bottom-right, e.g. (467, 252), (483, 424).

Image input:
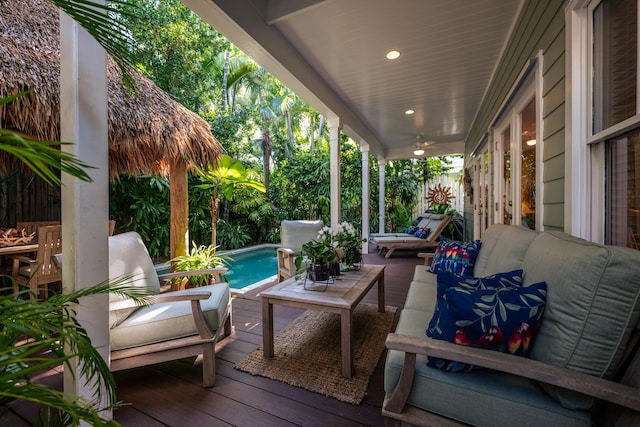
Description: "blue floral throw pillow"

(414, 227), (431, 239)
(427, 278), (547, 373)
(428, 238), (481, 276)
(426, 269), (524, 337)
(405, 225), (418, 234)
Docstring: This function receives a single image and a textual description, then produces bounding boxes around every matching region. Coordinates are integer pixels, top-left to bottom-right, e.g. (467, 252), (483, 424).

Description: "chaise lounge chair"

(370, 213), (432, 239)
(371, 214), (451, 258)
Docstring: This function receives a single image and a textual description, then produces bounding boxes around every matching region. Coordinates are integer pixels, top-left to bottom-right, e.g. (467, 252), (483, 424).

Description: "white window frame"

(566, 0), (640, 242)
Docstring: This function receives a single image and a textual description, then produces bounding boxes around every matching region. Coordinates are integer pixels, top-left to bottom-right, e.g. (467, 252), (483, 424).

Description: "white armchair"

(276, 220), (324, 282)
(108, 232), (232, 387)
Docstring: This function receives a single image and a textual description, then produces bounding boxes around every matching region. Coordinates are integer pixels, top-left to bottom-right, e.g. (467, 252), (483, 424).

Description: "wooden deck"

(3, 247), (424, 427)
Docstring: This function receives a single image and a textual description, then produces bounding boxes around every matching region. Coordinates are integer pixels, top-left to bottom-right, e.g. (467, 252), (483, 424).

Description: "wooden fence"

(0, 173), (61, 227)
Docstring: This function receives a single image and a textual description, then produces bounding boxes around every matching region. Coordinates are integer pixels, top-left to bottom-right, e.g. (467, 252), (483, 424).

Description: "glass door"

(519, 98), (537, 229)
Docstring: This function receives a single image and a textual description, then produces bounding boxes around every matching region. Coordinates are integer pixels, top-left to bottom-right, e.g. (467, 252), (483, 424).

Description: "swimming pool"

(218, 244), (279, 295)
(155, 243), (279, 296)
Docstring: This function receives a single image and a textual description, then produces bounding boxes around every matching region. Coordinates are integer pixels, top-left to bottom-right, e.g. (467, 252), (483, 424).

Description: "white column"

(360, 142), (370, 254)
(60, 7), (110, 422)
(378, 159), (386, 233)
(328, 116), (342, 230)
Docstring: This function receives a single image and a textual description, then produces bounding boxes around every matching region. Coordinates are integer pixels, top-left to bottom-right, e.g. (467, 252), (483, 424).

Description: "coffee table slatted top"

(260, 265), (385, 309)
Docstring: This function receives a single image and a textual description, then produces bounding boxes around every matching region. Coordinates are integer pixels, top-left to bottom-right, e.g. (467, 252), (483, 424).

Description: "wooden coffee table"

(260, 264), (385, 378)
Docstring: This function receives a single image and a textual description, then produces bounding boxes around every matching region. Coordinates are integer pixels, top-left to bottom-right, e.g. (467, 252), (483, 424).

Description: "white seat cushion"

(110, 283), (230, 350)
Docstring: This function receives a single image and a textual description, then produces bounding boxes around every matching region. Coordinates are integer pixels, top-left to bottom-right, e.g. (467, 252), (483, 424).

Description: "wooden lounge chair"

(372, 215), (451, 258)
(370, 213), (431, 239)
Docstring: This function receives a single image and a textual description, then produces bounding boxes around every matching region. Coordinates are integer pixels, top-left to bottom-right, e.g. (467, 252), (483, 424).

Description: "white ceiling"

(183, 0), (524, 159)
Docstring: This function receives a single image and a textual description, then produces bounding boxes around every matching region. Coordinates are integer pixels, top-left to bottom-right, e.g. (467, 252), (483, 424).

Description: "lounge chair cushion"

(110, 283), (230, 350)
(524, 231), (640, 409)
(109, 232), (161, 328)
(429, 238), (481, 276)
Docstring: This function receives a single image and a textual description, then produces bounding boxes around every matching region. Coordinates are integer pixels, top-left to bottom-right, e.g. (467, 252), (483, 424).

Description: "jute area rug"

(234, 303), (397, 405)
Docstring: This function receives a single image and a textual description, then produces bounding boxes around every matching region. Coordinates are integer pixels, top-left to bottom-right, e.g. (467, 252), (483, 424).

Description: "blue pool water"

(219, 245), (278, 290)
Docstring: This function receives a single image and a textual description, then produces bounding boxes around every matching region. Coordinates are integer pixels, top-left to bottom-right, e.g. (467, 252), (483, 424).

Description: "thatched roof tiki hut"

(0, 0), (223, 258)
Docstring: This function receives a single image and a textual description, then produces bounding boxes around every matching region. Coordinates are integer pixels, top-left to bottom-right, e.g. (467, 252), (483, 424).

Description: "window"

(588, 0), (640, 248)
(607, 130), (640, 248)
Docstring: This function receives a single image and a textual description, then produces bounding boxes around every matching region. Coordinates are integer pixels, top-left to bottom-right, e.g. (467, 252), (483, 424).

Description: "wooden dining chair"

(16, 221), (61, 236)
(12, 225), (62, 299)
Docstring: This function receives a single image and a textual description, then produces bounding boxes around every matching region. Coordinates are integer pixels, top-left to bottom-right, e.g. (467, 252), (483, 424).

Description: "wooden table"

(0, 243), (38, 256)
(260, 264), (385, 378)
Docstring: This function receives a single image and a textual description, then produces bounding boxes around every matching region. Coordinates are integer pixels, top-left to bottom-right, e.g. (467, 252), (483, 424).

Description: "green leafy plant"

(0, 279), (152, 426)
(293, 226), (341, 272)
(433, 203), (451, 215)
(170, 243), (227, 288)
(195, 154), (266, 247)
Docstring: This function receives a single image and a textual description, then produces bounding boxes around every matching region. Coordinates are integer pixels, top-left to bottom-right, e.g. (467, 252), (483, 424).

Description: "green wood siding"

(466, 0), (566, 232)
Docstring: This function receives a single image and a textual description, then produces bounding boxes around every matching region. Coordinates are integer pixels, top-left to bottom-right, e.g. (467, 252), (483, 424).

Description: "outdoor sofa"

(383, 223), (640, 426)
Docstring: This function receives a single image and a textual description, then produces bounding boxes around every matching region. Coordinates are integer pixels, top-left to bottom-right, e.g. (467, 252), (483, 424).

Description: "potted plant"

(331, 221), (366, 269)
(294, 227), (340, 282)
(170, 243), (227, 289)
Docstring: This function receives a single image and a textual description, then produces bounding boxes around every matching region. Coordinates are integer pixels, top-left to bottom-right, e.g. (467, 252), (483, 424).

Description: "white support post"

(360, 142), (370, 254)
(378, 159), (386, 233)
(328, 116), (342, 230)
(60, 7), (111, 423)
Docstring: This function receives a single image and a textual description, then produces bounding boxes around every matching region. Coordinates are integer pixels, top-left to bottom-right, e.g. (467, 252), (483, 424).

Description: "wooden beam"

(170, 158), (188, 260)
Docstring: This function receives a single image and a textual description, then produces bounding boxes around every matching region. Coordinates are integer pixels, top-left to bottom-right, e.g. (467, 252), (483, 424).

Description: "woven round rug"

(234, 303), (397, 404)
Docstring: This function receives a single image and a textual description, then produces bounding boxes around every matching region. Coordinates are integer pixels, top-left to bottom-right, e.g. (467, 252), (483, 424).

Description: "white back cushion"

(280, 220), (324, 254)
(108, 231), (161, 327)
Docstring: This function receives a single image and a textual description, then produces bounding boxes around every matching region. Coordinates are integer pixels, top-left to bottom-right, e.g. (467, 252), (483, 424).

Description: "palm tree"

(195, 154), (266, 247)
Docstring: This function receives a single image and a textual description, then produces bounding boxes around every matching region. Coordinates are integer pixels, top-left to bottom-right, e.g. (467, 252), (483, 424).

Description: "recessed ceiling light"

(405, 109), (414, 115)
(386, 50), (401, 60)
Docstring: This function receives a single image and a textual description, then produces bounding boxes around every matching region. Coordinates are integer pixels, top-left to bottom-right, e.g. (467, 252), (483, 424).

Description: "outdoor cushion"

(109, 232), (161, 328)
(426, 269), (524, 336)
(427, 277), (546, 372)
(429, 238), (481, 276)
(280, 220), (324, 254)
(110, 283), (230, 350)
(405, 225), (418, 234)
(414, 227), (430, 238)
(473, 224), (538, 277)
(523, 231), (640, 410)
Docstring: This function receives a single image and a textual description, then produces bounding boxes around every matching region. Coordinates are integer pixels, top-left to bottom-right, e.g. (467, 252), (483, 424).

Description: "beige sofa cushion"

(473, 224), (538, 277)
(524, 231), (640, 409)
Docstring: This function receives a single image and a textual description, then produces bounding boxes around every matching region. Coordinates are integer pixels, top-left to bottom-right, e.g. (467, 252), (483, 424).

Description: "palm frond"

(49, 0), (139, 92)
